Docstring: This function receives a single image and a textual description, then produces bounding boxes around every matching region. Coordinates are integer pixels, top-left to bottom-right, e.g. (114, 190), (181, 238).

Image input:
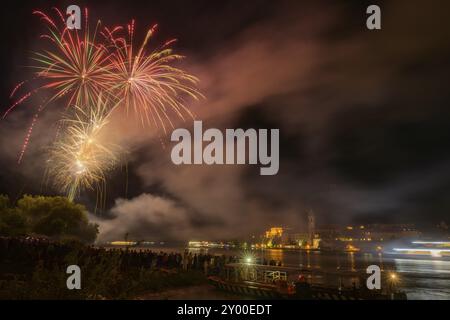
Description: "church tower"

(307, 209), (315, 246)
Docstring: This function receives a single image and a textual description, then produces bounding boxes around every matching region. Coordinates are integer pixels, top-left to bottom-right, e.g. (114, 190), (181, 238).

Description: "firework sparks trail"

(46, 96), (120, 203)
(6, 8), (113, 116)
(18, 104), (44, 164)
(103, 21), (203, 133)
(31, 8), (114, 108)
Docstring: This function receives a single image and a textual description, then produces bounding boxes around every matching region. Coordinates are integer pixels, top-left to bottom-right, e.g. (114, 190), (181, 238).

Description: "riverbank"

(137, 284), (247, 300)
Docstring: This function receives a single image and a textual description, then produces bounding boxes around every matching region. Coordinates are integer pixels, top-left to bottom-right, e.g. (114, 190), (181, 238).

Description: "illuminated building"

(262, 225), (321, 249)
(318, 223), (424, 252)
(265, 227), (283, 239)
(264, 227), (284, 248)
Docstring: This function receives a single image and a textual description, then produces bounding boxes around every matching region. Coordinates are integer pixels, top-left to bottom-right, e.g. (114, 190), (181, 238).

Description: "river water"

(128, 245), (450, 300)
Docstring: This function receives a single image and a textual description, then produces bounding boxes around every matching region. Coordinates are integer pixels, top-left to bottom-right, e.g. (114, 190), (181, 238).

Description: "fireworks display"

(32, 8), (112, 108)
(4, 7), (202, 202)
(104, 21), (203, 132)
(4, 8), (111, 119)
(46, 96), (119, 203)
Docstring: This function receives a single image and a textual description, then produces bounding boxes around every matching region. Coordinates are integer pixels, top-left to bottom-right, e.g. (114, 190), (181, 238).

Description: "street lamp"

(388, 272), (399, 293)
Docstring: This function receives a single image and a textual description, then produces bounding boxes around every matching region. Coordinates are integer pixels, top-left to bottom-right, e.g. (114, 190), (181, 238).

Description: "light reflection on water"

(395, 258), (450, 274)
(393, 258), (450, 300)
(139, 245), (450, 300)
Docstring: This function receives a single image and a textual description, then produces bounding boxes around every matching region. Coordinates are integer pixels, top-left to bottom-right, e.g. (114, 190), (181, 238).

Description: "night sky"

(1, 0), (450, 241)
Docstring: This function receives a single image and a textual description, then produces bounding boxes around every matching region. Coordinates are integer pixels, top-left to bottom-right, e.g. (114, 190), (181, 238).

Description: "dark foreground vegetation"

(0, 237), (230, 299)
(0, 195), (98, 243)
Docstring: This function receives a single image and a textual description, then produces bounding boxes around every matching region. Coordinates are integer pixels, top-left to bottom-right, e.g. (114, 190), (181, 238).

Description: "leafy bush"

(0, 195), (98, 243)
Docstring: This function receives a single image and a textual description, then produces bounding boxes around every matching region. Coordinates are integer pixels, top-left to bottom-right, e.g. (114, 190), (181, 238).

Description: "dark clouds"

(1, 0), (450, 241)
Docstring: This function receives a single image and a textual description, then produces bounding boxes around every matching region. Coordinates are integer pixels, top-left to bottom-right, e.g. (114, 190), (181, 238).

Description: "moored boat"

(209, 263), (407, 300)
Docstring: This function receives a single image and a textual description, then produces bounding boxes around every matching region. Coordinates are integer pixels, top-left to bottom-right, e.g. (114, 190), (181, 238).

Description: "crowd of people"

(0, 236), (240, 277)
